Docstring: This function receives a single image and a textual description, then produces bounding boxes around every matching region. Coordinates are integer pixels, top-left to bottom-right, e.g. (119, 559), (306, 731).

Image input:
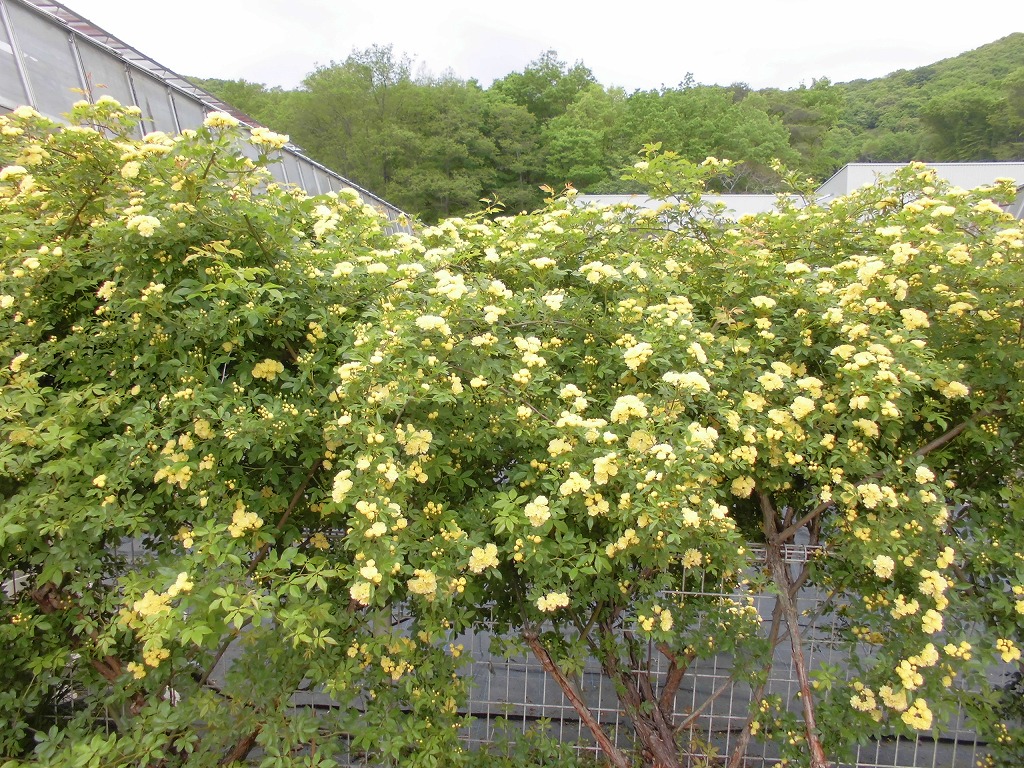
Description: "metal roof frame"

(7, 0), (410, 222)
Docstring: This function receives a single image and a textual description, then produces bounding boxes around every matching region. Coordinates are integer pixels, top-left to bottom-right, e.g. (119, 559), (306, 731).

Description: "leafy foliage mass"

(1, 102), (1023, 768)
(195, 36), (1024, 221)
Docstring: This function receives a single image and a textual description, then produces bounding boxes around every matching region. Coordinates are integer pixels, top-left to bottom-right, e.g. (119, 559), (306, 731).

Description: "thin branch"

(523, 630), (630, 768)
(911, 416), (978, 458)
(657, 642), (695, 712)
(247, 459), (323, 577)
(219, 728), (261, 766)
(571, 601), (605, 646)
(29, 583), (148, 714)
(760, 491), (830, 768)
(197, 621), (249, 689)
(674, 676), (734, 733)
(727, 596), (786, 768)
(199, 461), (323, 689)
(241, 213), (300, 363)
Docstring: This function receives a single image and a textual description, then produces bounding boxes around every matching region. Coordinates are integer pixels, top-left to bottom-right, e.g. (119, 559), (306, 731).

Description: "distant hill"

(194, 36), (1024, 221)
(835, 33), (1024, 161)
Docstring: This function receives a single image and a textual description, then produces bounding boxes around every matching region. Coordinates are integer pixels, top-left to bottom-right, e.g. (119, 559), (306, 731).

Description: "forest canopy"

(193, 35), (1024, 221)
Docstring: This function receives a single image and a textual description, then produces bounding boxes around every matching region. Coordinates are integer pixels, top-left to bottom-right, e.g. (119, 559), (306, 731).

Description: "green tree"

(541, 85), (629, 190)
(621, 86), (796, 191)
(751, 78), (859, 181)
(491, 50), (596, 123)
(387, 75), (497, 221)
(187, 78), (297, 131)
(481, 94), (545, 213)
(922, 85), (1010, 159)
(288, 45), (418, 192)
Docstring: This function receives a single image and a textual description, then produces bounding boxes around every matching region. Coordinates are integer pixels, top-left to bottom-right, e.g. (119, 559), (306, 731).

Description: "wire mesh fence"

(439, 544), (991, 768)
(3, 542), (1011, 767)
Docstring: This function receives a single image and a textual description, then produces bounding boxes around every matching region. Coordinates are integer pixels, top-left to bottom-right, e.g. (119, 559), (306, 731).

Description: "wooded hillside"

(193, 34), (1024, 221)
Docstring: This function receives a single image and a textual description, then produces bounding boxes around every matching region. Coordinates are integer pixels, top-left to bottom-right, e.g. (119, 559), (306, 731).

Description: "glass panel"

(7, 2), (83, 119)
(128, 70), (175, 133)
(237, 139), (259, 161)
(75, 40), (133, 108)
(311, 165), (333, 196)
(297, 159), (322, 194)
(0, 7), (27, 108)
(266, 158), (287, 184)
(281, 153), (303, 187)
(170, 91), (205, 131)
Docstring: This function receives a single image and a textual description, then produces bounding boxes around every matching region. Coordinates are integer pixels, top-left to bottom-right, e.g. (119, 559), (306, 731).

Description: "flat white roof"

(579, 193), (795, 219)
(816, 162), (1024, 200)
(580, 163), (1024, 220)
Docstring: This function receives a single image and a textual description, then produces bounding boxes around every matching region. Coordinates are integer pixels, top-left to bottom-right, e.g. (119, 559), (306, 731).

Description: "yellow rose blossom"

(791, 396), (816, 420)
(536, 592), (570, 612)
(203, 111), (240, 129)
(731, 476), (755, 498)
(681, 549), (702, 568)
(407, 569), (438, 600)
(252, 359), (285, 380)
(610, 395), (648, 423)
(126, 214), (160, 237)
(891, 595), (920, 619)
(623, 341), (654, 371)
(228, 501), (263, 538)
(901, 699), (933, 730)
(662, 370), (710, 392)
(559, 472), (592, 496)
(249, 126), (289, 149)
(593, 453), (618, 484)
(468, 543), (500, 574)
(349, 581), (372, 605)
(872, 555), (895, 580)
(548, 437), (574, 457)
(937, 380), (969, 398)
(525, 496), (550, 526)
(879, 685), (908, 712)
(742, 391), (767, 411)
(996, 639), (1020, 663)
(921, 609), (943, 635)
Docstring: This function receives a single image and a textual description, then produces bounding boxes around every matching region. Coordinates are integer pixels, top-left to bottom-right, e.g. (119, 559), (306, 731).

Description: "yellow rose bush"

(0, 102), (468, 768)
(1, 104), (1022, 768)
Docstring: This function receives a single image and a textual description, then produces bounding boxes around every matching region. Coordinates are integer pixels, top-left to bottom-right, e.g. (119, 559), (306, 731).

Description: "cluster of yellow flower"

(203, 111), (240, 129)
(228, 501), (263, 538)
(521, 495), (549, 526)
(849, 681), (877, 714)
(249, 126), (289, 150)
(995, 638), (1020, 663)
(622, 341), (654, 371)
(606, 528), (641, 559)
(467, 543), (499, 574)
(900, 699), (933, 730)
(125, 214), (160, 237)
(251, 358), (285, 380)
(871, 555), (895, 580)
(153, 449), (192, 490)
(407, 569), (438, 600)
(592, 453), (618, 485)
(637, 605), (674, 633)
(536, 591), (570, 612)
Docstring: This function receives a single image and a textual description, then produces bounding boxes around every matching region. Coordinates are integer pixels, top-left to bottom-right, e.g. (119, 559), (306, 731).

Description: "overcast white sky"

(64, 0), (1021, 92)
